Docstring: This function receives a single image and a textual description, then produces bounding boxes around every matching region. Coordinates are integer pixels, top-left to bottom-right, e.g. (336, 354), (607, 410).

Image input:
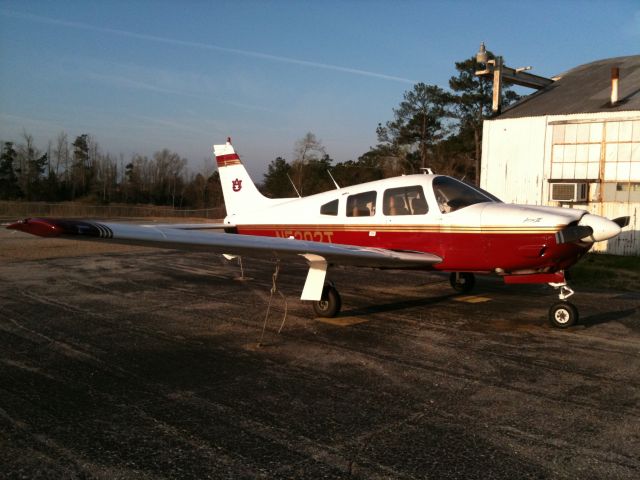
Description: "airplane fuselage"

(224, 174), (592, 276)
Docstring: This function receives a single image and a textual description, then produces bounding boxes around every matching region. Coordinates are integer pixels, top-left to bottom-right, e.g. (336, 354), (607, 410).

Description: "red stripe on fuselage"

(236, 226), (590, 273)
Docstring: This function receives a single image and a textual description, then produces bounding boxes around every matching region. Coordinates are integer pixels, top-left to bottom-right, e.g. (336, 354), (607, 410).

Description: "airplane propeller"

(613, 216), (630, 228)
(556, 214), (629, 244)
(555, 225), (594, 244)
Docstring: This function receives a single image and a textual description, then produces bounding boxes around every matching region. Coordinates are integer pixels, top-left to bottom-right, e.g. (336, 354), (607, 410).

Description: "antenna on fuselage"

(327, 169), (340, 189)
(286, 173), (302, 198)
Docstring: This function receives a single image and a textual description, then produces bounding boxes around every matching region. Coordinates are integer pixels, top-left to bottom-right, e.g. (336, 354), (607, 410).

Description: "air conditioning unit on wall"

(550, 182), (588, 202)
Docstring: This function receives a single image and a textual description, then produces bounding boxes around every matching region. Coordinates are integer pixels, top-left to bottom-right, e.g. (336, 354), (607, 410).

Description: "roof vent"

(611, 67), (619, 106)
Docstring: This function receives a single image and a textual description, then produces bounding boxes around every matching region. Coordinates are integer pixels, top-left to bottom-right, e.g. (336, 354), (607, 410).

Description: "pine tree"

(0, 142), (22, 199)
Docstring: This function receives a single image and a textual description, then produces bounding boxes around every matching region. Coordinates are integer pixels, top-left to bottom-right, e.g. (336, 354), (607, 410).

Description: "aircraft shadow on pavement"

(339, 293), (456, 317)
(579, 307), (639, 328)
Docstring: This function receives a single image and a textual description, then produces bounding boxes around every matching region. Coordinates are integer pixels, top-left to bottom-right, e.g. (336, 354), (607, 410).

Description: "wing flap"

(140, 222), (232, 230)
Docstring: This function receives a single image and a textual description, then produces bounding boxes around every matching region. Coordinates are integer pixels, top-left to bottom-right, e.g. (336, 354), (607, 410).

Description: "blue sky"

(0, 1), (638, 177)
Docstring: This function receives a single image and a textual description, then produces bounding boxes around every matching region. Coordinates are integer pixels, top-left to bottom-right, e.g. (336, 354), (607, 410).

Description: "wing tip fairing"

(7, 218), (113, 239)
(7, 218), (62, 237)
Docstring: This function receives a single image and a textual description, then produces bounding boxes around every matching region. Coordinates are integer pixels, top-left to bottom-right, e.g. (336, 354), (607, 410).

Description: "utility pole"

(474, 42), (554, 113)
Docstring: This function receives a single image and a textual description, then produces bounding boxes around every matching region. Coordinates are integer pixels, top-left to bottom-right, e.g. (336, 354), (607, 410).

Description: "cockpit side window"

(320, 199), (339, 216)
(346, 191), (377, 217)
(432, 176), (500, 214)
(383, 186), (428, 215)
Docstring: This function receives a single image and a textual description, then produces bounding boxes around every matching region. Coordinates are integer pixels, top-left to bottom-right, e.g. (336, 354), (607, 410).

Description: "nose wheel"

(548, 277), (578, 328)
(549, 301), (579, 328)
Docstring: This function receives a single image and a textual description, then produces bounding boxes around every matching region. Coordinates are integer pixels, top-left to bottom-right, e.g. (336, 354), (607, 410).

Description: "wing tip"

(6, 218), (62, 237)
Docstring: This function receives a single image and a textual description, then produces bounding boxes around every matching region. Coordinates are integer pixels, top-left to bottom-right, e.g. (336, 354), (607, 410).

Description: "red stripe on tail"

(216, 153), (241, 167)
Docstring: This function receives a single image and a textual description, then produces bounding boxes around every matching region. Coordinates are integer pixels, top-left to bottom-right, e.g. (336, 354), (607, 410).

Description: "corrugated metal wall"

(588, 203), (638, 255)
(481, 112), (640, 255)
(481, 117), (547, 205)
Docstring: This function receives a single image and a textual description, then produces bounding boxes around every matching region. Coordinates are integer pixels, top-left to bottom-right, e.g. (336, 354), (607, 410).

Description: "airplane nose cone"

(578, 214), (622, 242)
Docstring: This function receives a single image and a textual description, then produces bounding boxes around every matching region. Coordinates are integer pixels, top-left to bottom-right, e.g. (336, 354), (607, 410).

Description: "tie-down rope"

(258, 260), (288, 346)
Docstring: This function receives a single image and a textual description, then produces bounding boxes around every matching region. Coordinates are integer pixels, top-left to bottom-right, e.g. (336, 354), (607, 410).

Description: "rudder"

(213, 138), (271, 218)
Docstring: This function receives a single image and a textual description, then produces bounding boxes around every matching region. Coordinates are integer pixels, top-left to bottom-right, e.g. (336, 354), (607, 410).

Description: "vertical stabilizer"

(214, 138), (271, 217)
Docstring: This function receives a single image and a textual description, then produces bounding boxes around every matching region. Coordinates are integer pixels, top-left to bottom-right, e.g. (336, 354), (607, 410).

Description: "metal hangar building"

(480, 55), (640, 255)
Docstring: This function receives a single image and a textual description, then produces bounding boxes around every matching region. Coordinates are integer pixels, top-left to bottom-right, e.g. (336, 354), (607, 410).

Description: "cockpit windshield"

(432, 176), (501, 214)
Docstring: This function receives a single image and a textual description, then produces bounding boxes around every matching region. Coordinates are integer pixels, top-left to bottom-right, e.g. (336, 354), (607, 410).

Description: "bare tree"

(53, 132), (70, 182)
(16, 131), (47, 200)
(291, 132), (326, 195)
(152, 149), (186, 206)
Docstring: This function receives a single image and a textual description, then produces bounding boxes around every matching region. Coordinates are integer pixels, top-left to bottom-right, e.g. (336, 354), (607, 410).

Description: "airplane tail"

(213, 138), (273, 217)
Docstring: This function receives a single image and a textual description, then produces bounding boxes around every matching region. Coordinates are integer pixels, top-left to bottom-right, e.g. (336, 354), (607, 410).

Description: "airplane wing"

(7, 218), (442, 300)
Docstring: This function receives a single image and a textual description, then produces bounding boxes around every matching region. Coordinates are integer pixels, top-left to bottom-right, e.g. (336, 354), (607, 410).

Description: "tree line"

(0, 132), (222, 209)
(0, 52), (517, 207)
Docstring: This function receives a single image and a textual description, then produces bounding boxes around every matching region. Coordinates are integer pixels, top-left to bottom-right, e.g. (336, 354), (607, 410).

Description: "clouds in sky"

(1, 9), (417, 85)
(1, 2), (638, 174)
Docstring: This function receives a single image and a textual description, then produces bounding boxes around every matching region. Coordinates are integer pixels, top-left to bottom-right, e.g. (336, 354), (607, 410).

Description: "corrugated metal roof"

(498, 55), (640, 119)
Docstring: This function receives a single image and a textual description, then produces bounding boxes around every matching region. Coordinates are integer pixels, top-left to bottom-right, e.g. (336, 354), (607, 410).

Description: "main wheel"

(549, 301), (579, 328)
(449, 272), (475, 294)
(312, 285), (342, 318)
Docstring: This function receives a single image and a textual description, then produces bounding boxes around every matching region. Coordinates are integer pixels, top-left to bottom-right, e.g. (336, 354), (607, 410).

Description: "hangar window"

(551, 120), (640, 182)
(320, 199), (339, 216)
(383, 186), (428, 215)
(346, 191), (377, 217)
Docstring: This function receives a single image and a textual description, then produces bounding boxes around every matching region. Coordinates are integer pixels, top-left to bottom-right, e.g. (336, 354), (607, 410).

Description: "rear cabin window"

(346, 191), (377, 217)
(320, 199), (339, 216)
(383, 186), (428, 215)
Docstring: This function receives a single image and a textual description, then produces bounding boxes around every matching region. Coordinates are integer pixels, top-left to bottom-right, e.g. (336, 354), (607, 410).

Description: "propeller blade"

(613, 216), (630, 228)
(555, 225), (594, 244)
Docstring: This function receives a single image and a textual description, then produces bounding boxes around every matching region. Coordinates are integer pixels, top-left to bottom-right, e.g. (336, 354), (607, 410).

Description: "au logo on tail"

(232, 179), (242, 192)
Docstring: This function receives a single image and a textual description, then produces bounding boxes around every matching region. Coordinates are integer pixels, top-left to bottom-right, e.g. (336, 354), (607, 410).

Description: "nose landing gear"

(548, 280), (579, 328)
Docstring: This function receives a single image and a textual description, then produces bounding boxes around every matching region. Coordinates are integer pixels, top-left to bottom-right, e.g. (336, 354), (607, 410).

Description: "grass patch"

(571, 253), (640, 292)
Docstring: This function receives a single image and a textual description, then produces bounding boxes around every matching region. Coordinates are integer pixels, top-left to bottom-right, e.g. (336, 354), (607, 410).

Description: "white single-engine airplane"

(8, 138), (630, 328)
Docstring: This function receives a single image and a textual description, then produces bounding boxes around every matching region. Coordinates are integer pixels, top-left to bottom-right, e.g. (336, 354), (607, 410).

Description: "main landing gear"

(312, 283), (342, 318)
(449, 272), (476, 294)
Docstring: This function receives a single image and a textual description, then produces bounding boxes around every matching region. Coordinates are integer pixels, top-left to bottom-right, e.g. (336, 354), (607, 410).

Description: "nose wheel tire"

(312, 285), (342, 318)
(449, 272), (475, 294)
(549, 301), (578, 328)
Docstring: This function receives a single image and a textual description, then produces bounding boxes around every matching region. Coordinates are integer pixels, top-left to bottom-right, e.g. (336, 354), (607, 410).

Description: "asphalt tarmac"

(1, 227), (639, 479)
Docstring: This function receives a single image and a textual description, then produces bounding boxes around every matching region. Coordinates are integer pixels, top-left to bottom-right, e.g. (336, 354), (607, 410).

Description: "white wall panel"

(481, 117), (547, 205)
